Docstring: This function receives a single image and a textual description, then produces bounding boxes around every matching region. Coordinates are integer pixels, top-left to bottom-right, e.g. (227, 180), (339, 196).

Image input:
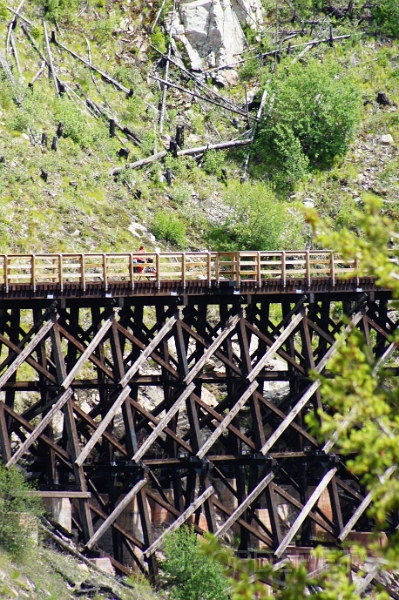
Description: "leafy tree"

(161, 527), (229, 600)
(0, 465), (42, 559)
(254, 58), (362, 186)
(372, 0), (399, 38)
(206, 181), (304, 251)
(151, 210), (187, 249)
(202, 198), (399, 597)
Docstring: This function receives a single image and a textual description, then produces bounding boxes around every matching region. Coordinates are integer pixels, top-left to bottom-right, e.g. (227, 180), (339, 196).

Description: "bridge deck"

(0, 250), (382, 299)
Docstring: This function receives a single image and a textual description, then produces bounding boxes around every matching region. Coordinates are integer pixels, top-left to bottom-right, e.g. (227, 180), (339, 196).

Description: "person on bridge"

(134, 245), (146, 274)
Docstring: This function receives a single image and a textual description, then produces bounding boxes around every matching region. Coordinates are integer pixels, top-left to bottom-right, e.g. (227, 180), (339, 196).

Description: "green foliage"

(255, 58), (362, 186)
(0, 465), (42, 559)
(161, 527), (229, 600)
(207, 181), (304, 251)
(239, 56), (259, 81)
(201, 536), (369, 600)
(372, 0), (399, 38)
(40, 0), (80, 23)
(150, 210), (186, 248)
(54, 98), (97, 148)
(202, 150), (226, 177)
(151, 27), (167, 54)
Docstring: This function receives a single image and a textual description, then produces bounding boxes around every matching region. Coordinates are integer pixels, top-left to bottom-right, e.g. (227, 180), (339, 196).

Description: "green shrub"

(150, 210), (186, 248)
(0, 465), (42, 559)
(54, 98), (96, 148)
(40, 0), (80, 23)
(206, 181), (304, 251)
(151, 26), (167, 54)
(255, 58), (362, 185)
(372, 0), (399, 38)
(161, 527), (229, 600)
(202, 150), (226, 177)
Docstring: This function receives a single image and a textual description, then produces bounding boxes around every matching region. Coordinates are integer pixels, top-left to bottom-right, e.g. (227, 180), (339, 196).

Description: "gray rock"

(170, 0), (264, 82)
(380, 134), (394, 145)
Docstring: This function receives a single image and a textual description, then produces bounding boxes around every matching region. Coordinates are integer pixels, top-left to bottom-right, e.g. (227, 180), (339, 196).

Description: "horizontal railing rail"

(0, 251), (368, 291)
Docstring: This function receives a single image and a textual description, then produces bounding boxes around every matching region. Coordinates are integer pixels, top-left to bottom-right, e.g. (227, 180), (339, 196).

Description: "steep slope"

(0, 0), (397, 254)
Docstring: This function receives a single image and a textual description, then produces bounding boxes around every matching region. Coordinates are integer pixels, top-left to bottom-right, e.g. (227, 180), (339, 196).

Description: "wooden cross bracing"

(0, 291), (396, 576)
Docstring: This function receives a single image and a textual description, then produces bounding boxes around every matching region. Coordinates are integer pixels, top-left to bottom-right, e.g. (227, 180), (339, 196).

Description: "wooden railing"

(0, 251), (367, 291)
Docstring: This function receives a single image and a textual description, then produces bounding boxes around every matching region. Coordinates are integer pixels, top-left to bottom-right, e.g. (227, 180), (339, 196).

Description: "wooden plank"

(261, 308), (366, 455)
(126, 396), (192, 454)
(338, 465), (396, 542)
(0, 314), (58, 388)
(132, 382), (196, 462)
(216, 472), (275, 538)
(273, 484), (334, 534)
(25, 491), (91, 498)
(143, 486), (214, 558)
(0, 401), (11, 463)
(115, 322), (179, 379)
(61, 313), (115, 389)
(75, 385), (132, 467)
(6, 388), (73, 467)
(275, 468), (337, 558)
(197, 380), (259, 459)
(85, 478), (147, 549)
(73, 403), (128, 456)
(119, 312), (179, 387)
(3, 403), (70, 461)
(184, 312), (242, 384)
(58, 324), (115, 380)
(194, 393), (256, 450)
(248, 308), (307, 382)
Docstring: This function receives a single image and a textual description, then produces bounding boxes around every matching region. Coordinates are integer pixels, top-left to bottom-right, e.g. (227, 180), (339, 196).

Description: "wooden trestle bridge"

(0, 251), (396, 578)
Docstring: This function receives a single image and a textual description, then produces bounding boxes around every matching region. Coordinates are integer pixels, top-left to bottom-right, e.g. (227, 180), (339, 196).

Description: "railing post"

(31, 254), (36, 291)
(236, 252), (240, 288)
(306, 250), (310, 287)
(81, 254), (86, 292)
(355, 256), (359, 286)
(207, 252), (211, 287)
(215, 254), (220, 287)
(129, 253), (135, 290)
(330, 253), (335, 287)
(4, 255), (8, 292)
(181, 252), (186, 289)
(281, 252), (286, 287)
(257, 251), (261, 287)
(59, 254), (63, 292)
(103, 253), (108, 291)
(156, 253), (161, 289)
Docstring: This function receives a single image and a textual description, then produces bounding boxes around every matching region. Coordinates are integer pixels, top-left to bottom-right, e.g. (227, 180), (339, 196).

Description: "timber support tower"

(0, 251), (396, 576)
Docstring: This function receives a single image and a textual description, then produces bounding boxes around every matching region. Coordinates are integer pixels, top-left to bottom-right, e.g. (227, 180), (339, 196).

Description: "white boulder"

(171, 0), (264, 84)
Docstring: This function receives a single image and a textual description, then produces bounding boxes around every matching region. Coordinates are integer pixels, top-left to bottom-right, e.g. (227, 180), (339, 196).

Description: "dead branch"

(21, 24), (48, 63)
(151, 0), (168, 33)
(151, 45), (241, 114)
(75, 86), (142, 145)
(206, 33), (362, 73)
(6, 0), (26, 54)
(6, 5), (32, 25)
(43, 21), (59, 95)
(111, 138), (251, 175)
(242, 89), (268, 179)
(9, 31), (24, 81)
(28, 60), (46, 88)
(150, 74), (253, 121)
(53, 34), (158, 114)
(0, 48), (21, 104)
(159, 0), (176, 137)
(54, 35), (127, 92)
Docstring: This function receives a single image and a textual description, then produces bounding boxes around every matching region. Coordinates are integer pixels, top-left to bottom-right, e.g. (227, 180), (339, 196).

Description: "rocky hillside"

(0, 0), (397, 255)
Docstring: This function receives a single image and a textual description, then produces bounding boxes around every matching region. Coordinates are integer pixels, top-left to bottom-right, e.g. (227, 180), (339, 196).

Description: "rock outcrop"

(170, 0), (264, 85)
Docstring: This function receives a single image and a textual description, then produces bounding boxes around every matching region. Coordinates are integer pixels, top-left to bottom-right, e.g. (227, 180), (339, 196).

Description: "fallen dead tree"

(111, 138), (251, 175)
